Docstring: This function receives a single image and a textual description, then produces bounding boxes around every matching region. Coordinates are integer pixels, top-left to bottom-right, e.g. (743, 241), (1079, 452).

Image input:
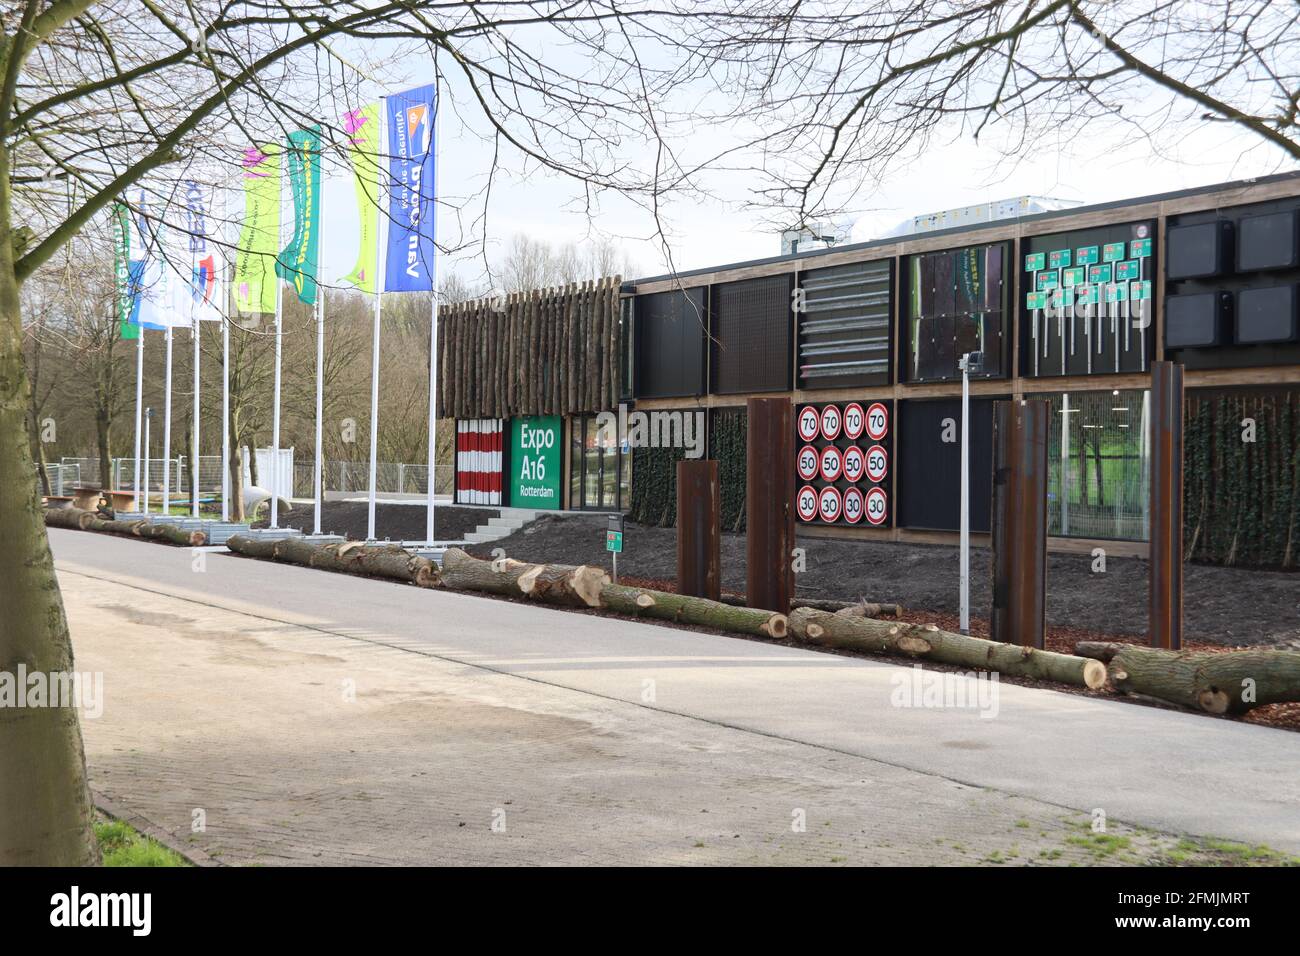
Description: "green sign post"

(508, 415), (562, 509)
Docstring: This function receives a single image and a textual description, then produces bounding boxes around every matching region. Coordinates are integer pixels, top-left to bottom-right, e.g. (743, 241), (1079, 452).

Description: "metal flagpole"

(425, 80), (440, 545)
(132, 324), (144, 511)
(143, 408), (152, 514)
(270, 270), (284, 528)
(222, 313), (230, 522)
(162, 324), (174, 515)
(366, 97), (386, 542)
(314, 291), (324, 535)
(192, 316), (201, 518)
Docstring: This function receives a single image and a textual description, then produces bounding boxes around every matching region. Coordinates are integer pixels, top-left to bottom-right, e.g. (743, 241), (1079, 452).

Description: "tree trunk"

(788, 608), (1106, 689)
(0, 258), (99, 863)
(95, 407), (112, 493)
(226, 535), (439, 588)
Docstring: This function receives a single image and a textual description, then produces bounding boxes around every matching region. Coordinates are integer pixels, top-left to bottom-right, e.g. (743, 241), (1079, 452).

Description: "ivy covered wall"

(627, 407), (748, 530)
(1185, 387), (1300, 569)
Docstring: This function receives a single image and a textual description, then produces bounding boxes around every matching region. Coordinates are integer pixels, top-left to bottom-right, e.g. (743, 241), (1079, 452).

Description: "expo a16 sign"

(794, 401), (891, 527)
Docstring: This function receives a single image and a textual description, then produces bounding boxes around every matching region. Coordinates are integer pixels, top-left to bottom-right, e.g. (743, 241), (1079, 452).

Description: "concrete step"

(486, 516), (529, 530)
(463, 529), (506, 544)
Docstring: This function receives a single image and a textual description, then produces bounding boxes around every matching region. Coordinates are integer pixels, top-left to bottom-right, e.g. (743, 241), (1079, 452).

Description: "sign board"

(606, 530), (623, 553)
(508, 415), (561, 509)
(795, 401), (891, 528)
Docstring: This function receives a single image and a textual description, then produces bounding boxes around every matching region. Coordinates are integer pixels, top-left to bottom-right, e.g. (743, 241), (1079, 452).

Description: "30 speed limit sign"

(864, 486), (888, 525)
(796, 485), (819, 522)
(842, 487), (864, 524)
(818, 486), (843, 522)
(865, 402), (889, 442)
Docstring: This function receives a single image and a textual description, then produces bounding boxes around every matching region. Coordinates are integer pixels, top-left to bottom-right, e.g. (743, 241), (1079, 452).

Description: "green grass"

(95, 818), (189, 867)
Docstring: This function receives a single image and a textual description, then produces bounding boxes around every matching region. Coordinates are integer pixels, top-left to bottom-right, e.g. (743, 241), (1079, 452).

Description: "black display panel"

(1166, 292), (1230, 348)
(794, 400), (892, 528)
(896, 397), (999, 533)
(1021, 221), (1156, 378)
(1167, 221), (1233, 280)
(1238, 211), (1299, 273)
(1237, 285), (1298, 344)
(633, 287), (708, 398)
(798, 259), (892, 389)
(712, 274), (792, 394)
(902, 242), (1008, 383)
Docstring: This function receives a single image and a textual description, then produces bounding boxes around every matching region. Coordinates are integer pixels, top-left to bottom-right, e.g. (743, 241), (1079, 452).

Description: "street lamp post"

(957, 351), (983, 635)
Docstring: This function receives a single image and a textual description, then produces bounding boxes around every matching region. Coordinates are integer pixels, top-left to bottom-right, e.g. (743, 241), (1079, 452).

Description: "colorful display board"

(795, 400), (891, 527)
(903, 242), (1007, 382)
(508, 415), (561, 509)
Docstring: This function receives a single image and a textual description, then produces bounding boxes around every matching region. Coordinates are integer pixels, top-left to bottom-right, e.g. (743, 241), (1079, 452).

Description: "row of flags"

(114, 82), (437, 331)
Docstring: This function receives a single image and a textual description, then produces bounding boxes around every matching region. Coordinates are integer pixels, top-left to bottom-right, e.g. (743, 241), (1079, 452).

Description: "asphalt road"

(49, 528), (1300, 861)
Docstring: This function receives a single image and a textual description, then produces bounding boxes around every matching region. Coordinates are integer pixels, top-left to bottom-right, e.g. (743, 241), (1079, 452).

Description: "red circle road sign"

(797, 445), (819, 481)
(865, 444), (889, 483)
(819, 445), (843, 481)
(843, 402), (866, 440)
(797, 406), (820, 442)
(796, 485), (818, 522)
(865, 402), (889, 442)
(864, 486), (888, 525)
(843, 486), (864, 524)
(842, 445), (865, 483)
(818, 486), (843, 522)
(819, 404), (842, 441)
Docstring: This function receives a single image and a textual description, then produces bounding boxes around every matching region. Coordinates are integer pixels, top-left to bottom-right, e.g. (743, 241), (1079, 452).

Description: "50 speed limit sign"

(797, 445), (819, 481)
(864, 444), (888, 483)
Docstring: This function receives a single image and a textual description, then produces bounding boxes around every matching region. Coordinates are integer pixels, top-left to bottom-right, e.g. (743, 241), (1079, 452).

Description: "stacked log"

(437, 276), (622, 419)
(226, 535), (438, 588)
(44, 507), (206, 546)
(788, 608), (1106, 689)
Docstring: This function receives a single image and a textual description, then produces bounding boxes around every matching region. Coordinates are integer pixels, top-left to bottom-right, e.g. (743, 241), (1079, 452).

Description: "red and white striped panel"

(456, 419), (503, 505)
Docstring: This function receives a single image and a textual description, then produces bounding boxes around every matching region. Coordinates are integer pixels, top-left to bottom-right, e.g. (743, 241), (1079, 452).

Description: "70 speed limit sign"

(794, 401), (891, 527)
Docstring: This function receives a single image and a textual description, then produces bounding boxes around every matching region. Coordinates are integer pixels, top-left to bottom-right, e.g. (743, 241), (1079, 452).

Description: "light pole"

(957, 350), (983, 635)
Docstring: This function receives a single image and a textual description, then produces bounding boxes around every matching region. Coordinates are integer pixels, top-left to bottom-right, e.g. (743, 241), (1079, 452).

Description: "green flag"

(341, 103), (380, 293)
(234, 143), (281, 315)
(112, 201), (137, 339)
(276, 126), (321, 305)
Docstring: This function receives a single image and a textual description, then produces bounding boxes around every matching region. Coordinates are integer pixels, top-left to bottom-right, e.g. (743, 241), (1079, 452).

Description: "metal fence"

(294, 461), (431, 496)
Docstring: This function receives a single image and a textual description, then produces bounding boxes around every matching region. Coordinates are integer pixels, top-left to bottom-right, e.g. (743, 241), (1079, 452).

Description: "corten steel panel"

(633, 287), (708, 398)
(712, 275), (793, 394)
(990, 400), (1049, 649)
(896, 397), (999, 533)
(1149, 361), (1184, 650)
(798, 260), (892, 389)
(746, 398), (794, 615)
(676, 460), (721, 600)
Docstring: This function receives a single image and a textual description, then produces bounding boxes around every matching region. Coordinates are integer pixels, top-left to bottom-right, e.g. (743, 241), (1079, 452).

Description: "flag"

(276, 127), (322, 305)
(234, 143), (281, 314)
(184, 180), (224, 322)
(341, 103), (380, 293)
(125, 187), (168, 330)
(112, 201), (138, 340)
(384, 84), (436, 292)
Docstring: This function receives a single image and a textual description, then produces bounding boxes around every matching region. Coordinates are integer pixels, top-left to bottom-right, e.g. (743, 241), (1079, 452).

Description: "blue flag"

(384, 83), (436, 292)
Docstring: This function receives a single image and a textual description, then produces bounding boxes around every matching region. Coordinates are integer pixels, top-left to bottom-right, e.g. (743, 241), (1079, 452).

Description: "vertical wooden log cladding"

(990, 400), (1049, 649)
(507, 292), (520, 414)
(1150, 361), (1185, 650)
(677, 459), (722, 600)
(746, 397), (795, 615)
(565, 283), (577, 413)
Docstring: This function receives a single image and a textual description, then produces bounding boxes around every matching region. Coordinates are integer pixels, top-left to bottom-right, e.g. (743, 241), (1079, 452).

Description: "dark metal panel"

(798, 260), (892, 388)
(746, 397), (794, 615)
(676, 460), (721, 600)
(633, 287), (708, 398)
(990, 400), (1049, 649)
(1149, 361), (1184, 650)
(712, 275), (793, 394)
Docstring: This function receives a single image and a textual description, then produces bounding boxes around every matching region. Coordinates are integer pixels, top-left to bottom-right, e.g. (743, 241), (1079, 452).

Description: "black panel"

(1167, 221), (1233, 280)
(797, 259), (892, 389)
(1166, 292), (1230, 348)
(712, 274), (792, 394)
(1237, 285), (1298, 344)
(903, 242), (1009, 383)
(633, 287), (708, 398)
(1020, 221), (1155, 378)
(896, 397), (999, 533)
(1238, 211), (1299, 273)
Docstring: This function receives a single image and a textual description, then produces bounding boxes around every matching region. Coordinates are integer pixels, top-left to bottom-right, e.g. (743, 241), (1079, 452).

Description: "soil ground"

(466, 514), (1300, 650)
(258, 501), (493, 542)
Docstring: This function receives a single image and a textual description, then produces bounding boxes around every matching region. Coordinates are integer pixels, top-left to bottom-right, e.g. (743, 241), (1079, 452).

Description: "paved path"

(49, 529), (1300, 864)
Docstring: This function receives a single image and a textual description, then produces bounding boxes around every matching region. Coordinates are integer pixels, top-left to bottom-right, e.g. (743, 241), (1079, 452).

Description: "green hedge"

(1185, 388), (1300, 569)
(628, 407), (748, 530)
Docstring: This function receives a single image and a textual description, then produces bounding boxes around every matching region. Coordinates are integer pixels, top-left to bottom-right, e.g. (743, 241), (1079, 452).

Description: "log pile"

(1074, 641), (1300, 714)
(437, 276), (621, 419)
(789, 608), (1106, 689)
(226, 535), (438, 588)
(44, 507), (207, 546)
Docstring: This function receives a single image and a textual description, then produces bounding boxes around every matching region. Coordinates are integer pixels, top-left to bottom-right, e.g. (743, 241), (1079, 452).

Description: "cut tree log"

(603, 586), (787, 638)
(517, 562), (609, 607)
(44, 507), (205, 545)
(133, 522), (206, 546)
(1080, 643), (1300, 714)
(441, 547), (532, 596)
(788, 608), (1106, 689)
(225, 535), (438, 588)
(43, 507), (97, 530)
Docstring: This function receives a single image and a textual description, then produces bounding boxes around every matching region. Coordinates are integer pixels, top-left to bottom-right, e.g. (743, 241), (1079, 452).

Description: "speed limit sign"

(818, 486), (843, 522)
(842, 445), (865, 483)
(843, 402), (866, 440)
(796, 485), (819, 522)
(865, 444), (888, 483)
(797, 445), (819, 481)
(797, 406), (820, 443)
(864, 486), (888, 526)
(819, 445), (843, 481)
(819, 404), (842, 441)
(842, 486), (864, 524)
(865, 402), (889, 442)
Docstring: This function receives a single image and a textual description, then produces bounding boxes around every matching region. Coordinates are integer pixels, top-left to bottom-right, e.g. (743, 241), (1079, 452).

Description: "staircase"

(462, 508), (540, 545)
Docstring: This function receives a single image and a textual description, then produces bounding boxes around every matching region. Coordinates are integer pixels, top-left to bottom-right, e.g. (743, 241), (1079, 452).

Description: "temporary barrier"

(455, 419), (503, 505)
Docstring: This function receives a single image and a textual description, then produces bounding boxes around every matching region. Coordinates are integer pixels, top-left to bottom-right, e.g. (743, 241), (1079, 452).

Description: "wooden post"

(1149, 360), (1184, 650)
(990, 400), (1049, 649)
(677, 460), (721, 600)
(746, 397), (794, 615)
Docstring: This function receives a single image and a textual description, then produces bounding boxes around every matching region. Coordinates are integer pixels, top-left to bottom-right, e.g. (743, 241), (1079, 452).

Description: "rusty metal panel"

(1149, 361), (1184, 649)
(676, 460), (721, 600)
(746, 398), (795, 614)
(990, 400), (1049, 648)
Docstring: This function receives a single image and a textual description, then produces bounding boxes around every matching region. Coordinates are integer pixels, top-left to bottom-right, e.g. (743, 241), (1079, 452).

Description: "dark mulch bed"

(467, 514), (1300, 650)
(258, 501), (494, 542)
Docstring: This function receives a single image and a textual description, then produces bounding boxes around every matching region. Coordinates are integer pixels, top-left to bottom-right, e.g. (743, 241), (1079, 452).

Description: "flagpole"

(425, 79), (441, 546)
(366, 97), (386, 542)
(133, 327), (144, 511)
(313, 156), (326, 537)
(162, 325), (174, 515)
(270, 154), (285, 530)
(222, 313), (230, 522)
(192, 316), (201, 518)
